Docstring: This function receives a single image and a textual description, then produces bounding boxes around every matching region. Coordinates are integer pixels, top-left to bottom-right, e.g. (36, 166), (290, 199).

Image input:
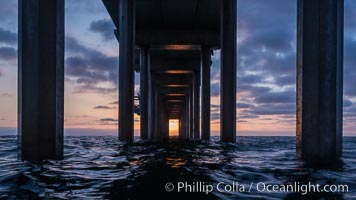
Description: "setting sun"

(169, 120), (179, 136)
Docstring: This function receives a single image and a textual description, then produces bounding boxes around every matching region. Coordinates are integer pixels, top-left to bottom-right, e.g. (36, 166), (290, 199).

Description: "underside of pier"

(18, 0), (344, 163)
(103, 0), (237, 143)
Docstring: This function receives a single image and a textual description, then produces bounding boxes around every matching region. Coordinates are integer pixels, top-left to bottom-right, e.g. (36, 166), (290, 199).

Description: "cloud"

(0, 1), (17, 23)
(100, 118), (118, 122)
(211, 83), (220, 97)
(232, 0), (356, 128)
(344, 105), (356, 118)
(66, 56), (109, 84)
(238, 114), (259, 119)
(345, 0), (356, 31)
(242, 29), (294, 52)
(0, 28), (17, 45)
(65, 36), (118, 93)
(237, 120), (248, 123)
(344, 99), (353, 108)
(109, 101), (118, 105)
(72, 85), (117, 94)
(254, 90), (295, 104)
(248, 103), (295, 116)
(211, 113), (220, 121)
(93, 105), (115, 109)
(237, 102), (253, 109)
(76, 115), (89, 118)
(65, 0), (105, 13)
(0, 46), (16, 60)
(344, 36), (356, 97)
(0, 93), (12, 97)
(208, 0), (298, 126)
(89, 18), (115, 41)
(238, 85), (271, 96)
(273, 74), (295, 86)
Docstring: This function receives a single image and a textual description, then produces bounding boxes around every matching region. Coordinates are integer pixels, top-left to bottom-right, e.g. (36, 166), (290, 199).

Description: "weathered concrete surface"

(220, 0), (237, 143)
(18, 0), (64, 162)
(118, 0), (135, 142)
(140, 47), (149, 140)
(103, 0), (220, 46)
(193, 72), (201, 139)
(296, 0), (344, 161)
(201, 47), (212, 140)
(103, 1), (224, 143)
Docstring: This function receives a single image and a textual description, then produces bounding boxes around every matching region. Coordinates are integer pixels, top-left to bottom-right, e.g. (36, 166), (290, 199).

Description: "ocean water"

(0, 136), (355, 200)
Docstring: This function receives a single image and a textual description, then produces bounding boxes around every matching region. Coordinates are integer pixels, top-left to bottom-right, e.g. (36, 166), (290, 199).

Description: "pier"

(18, 0), (343, 163)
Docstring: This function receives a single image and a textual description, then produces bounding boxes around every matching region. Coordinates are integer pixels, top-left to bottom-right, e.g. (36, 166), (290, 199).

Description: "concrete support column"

(220, 0), (237, 142)
(148, 69), (155, 140)
(157, 94), (164, 140)
(193, 72), (201, 140)
(163, 106), (169, 140)
(296, 0), (344, 161)
(185, 96), (190, 139)
(149, 79), (157, 140)
(189, 86), (194, 139)
(201, 47), (211, 140)
(118, 0), (135, 142)
(154, 85), (161, 141)
(140, 47), (149, 140)
(180, 112), (185, 138)
(18, 0), (64, 163)
(157, 96), (168, 141)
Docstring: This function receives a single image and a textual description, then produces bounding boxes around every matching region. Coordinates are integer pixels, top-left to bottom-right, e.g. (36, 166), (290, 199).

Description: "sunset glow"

(0, 0), (356, 136)
(169, 120), (179, 136)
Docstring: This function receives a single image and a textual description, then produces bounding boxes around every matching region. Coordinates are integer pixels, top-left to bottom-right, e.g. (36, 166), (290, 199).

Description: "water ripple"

(0, 136), (355, 199)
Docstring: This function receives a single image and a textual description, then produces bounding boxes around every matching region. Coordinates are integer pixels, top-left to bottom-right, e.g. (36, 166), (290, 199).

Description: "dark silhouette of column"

(118, 0), (135, 142)
(18, 0), (64, 163)
(185, 96), (190, 139)
(148, 70), (154, 140)
(157, 94), (164, 140)
(220, 0), (237, 142)
(296, 0), (344, 161)
(149, 77), (157, 140)
(180, 109), (186, 139)
(193, 72), (201, 139)
(179, 116), (182, 138)
(154, 84), (160, 141)
(201, 47), (211, 140)
(140, 47), (149, 140)
(189, 86), (194, 139)
(163, 106), (169, 140)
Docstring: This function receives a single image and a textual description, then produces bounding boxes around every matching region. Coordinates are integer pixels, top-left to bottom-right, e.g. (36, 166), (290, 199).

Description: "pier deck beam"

(220, 0), (237, 143)
(296, 0), (344, 161)
(18, 0), (64, 163)
(118, 0), (135, 142)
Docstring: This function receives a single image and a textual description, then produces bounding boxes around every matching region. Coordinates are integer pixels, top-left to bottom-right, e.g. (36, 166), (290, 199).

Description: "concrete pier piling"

(140, 47), (149, 140)
(296, 0), (344, 162)
(17, 0), (344, 162)
(118, 0), (135, 142)
(18, 0), (64, 163)
(193, 71), (201, 140)
(220, 0), (237, 143)
(201, 47), (212, 140)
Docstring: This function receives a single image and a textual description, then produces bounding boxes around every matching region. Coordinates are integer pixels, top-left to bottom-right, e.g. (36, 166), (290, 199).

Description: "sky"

(0, 0), (355, 136)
